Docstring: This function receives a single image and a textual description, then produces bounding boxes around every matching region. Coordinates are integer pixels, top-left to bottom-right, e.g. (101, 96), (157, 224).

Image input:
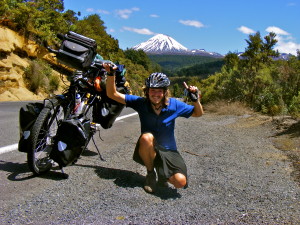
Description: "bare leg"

(138, 133), (157, 193)
(138, 133), (156, 171)
(168, 173), (187, 188)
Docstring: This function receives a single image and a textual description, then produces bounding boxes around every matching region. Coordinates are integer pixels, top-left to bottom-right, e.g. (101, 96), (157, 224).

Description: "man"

(105, 65), (204, 193)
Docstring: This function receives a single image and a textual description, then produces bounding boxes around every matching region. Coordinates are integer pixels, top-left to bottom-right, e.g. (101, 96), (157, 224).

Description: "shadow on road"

(274, 120), (300, 138)
(0, 160), (68, 181)
(75, 163), (182, 199)
(0, 159), (182, 199)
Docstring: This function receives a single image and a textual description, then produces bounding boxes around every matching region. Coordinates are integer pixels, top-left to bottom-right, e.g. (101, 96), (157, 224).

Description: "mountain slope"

(133, 34), (188, 53)
(132, 33), (223, 57)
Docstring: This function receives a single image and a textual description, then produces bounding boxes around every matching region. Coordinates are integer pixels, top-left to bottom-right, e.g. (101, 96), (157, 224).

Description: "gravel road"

(0, 113), (299, 224)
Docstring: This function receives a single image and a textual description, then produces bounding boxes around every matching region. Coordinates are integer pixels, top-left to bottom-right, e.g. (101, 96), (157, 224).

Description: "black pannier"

(50, 118), (90, 167)
(18, 102), (44, 153)
(56, 31), (97, 71)
(93, 87), (127, 129)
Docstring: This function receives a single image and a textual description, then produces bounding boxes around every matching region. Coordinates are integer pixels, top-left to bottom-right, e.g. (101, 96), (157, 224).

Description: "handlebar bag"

(56, 32), (97, 71)
(18, 102), (44, 153)
(50, 117), (90, 167)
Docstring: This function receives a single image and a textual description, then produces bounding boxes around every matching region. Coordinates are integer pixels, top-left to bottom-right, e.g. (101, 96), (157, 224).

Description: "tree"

(242, 32), (278, 72)
(224, 51), (240, 71)
(74, 14), (120, 59)
(124, 48), (152, 71)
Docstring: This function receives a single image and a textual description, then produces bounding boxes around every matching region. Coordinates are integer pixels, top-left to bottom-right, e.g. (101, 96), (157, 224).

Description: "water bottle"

(74, 93), (82, 115)
(78, 98), (87, 115)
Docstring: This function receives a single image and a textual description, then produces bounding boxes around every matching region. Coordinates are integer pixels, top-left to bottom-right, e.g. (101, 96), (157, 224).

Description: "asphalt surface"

(0, 112), (299, 224)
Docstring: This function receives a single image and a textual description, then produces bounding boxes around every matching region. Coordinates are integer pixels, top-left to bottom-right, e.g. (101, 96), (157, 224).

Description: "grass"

(204, 100), (253, 116)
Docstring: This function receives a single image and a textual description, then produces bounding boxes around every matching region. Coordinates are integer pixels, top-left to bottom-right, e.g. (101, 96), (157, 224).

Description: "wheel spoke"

(28, 102), (65, 175)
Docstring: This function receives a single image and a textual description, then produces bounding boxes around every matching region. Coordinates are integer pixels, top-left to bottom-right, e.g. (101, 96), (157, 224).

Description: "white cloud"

(287, 2), (296, 6)
(122, 26), (156, 35)
(265, 26), (299, 55)
(237, 26), (255, 34)
(115, 7), (140, 19)
(96, 9), (110, 15)
(150, 14), (159, 18)
(276, 40), (300, 55)
(266, 26), (290, 35)
(86, 8), (94, 12)
(179, 20), (204, 28)
(237, 25), (299, 55)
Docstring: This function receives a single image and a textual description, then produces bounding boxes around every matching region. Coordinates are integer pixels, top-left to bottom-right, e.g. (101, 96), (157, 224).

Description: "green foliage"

(49, 74), (60, 92)
(124, 49), (152, 71)
(288, 92), (300, 117)
(124, 48), (161, 73)
(253, 86), (283, 115)
(176, 60), (224, 78)
(0, 0), (78, 42)
(199, 32), (300, 117)
(172, 83), (181, 97)
(24, 59), (59, 94)
(0, 2), (154, 94)
(149, 54), (223, 76)
(224, 51), (239, 71)
(73, 14), (121, 59)
(241, 32), (279, 72)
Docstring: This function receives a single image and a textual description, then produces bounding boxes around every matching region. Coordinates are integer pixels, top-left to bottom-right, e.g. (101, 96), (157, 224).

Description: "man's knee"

(139, 133), (154, 146)
(169, 173), (187, 188)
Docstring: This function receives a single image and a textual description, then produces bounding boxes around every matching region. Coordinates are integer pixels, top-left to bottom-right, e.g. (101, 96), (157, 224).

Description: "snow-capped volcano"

(132, 34), (188, 53)
(132, 34), (223, 57)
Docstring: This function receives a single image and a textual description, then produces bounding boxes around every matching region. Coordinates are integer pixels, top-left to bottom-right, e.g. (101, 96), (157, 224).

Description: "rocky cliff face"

(0, 26), (59, 101)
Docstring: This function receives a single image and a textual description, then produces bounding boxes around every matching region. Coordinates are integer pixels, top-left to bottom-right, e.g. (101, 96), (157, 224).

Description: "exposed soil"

(271, 116), (300, 185)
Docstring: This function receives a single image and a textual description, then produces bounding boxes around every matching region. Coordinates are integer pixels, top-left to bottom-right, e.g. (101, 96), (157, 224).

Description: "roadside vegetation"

(1, 0), (300, 117)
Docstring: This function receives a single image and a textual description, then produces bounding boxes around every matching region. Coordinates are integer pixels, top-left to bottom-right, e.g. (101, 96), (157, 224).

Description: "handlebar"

(43, 33), (65, 54)
(92, 60), (117, 71)
(76, 77), (94, 88)
(43, 40), (58, 54)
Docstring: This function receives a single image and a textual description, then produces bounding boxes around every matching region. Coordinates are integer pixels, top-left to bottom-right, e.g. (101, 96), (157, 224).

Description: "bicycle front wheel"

(27, 99), (65, 175)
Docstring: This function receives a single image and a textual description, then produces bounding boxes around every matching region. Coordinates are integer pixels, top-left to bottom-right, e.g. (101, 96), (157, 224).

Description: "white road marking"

(0, 143), (19, 154)
(0, 112), (138, 155)
(115, 112), (138, 121)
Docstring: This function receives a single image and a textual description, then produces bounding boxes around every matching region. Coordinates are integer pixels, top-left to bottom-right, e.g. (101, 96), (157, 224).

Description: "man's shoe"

(144, 171), (156, 193)
(157, 175), (169, 187)
(157, 179), (169, 188)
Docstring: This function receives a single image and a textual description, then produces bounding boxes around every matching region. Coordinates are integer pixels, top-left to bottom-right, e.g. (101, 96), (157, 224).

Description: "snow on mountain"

(190, 49), (224, 58)
(132, 34), (188, 53)
(132, 34), (223, 57)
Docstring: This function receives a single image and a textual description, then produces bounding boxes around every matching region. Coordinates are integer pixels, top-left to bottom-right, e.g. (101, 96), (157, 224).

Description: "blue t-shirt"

(125, 95), (194, 151)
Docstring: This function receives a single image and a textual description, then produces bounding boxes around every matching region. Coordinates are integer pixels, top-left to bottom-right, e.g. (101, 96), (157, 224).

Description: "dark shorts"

(133, 136), (187, 182)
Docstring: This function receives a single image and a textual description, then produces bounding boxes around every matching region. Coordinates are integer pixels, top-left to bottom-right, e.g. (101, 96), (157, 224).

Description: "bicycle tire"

(27, 99), (65, 175)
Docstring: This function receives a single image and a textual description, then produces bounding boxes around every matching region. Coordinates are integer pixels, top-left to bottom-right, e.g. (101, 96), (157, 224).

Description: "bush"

(24, 59), (58, 94)
(288, 93), (300, 118)
(49, 74), (60, 92)
(253, 86), (285, 116)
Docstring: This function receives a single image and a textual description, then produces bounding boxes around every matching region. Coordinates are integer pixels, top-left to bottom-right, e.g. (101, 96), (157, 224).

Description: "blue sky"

(63, 0), (300, 55)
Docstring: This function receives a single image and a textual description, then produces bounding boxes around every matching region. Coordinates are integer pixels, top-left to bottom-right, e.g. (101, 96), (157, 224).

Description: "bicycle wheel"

(27, 99), (65, 175)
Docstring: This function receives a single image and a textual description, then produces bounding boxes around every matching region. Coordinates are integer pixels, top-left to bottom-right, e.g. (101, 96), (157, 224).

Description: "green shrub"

(288, 93), (300, 118)
(24, 59), (57, 94)
(49, 74), (60, 92)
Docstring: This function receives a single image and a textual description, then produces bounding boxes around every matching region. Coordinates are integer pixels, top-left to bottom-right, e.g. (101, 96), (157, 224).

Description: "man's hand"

(183, 82), (200, 102)
(102, 61), (117, 75)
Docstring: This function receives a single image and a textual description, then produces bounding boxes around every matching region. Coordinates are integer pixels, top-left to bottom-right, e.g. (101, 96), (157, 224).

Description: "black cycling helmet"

(145, 72), (170, 88)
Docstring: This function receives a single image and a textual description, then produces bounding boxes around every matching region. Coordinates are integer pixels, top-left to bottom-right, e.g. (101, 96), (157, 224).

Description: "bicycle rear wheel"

(27, 99), (65, 175)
